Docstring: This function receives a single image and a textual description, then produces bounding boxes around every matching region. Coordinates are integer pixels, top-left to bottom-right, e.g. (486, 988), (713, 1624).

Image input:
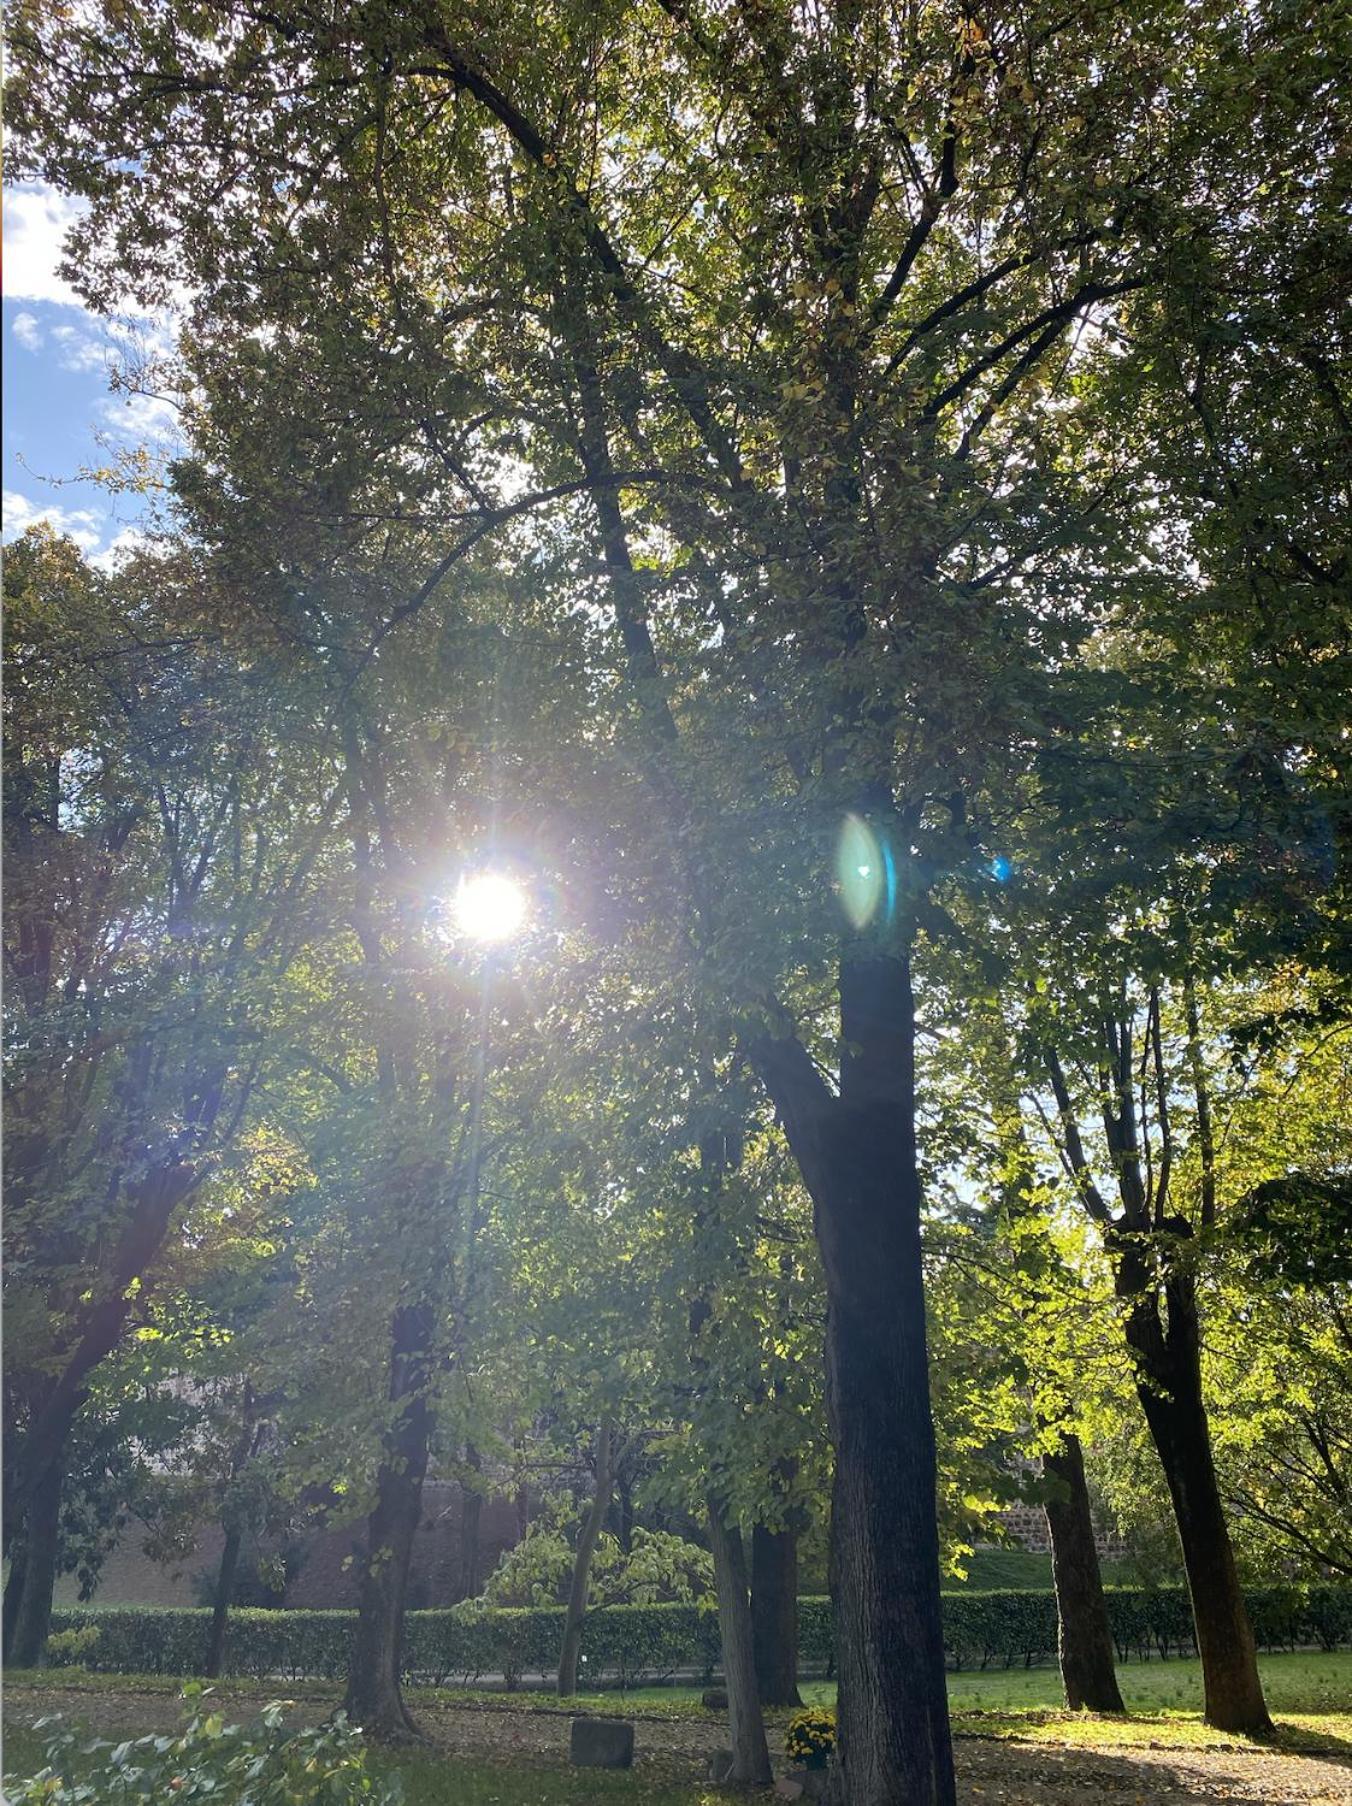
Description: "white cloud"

(2, 183), (89, 307)
(48, 322), (113, 373)
(97, 387), (185, 451)
(2, 489), (105, 553)
(12, 310), (43, 351)
(89, 527), (152, 572)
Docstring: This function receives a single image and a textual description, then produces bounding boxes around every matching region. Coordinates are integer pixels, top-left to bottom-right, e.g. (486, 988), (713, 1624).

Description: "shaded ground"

(6, 1681), (1352, 1803)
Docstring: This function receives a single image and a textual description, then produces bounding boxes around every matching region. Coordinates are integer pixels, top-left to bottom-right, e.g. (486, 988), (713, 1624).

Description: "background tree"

(3, 529), (332, 1667)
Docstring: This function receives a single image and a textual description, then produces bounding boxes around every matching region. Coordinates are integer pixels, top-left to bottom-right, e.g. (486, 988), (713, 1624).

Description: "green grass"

(6, 1649), (1350, 1785)
(942, 1549), (1142, 1589)
(945, 1549), (1055, 1589)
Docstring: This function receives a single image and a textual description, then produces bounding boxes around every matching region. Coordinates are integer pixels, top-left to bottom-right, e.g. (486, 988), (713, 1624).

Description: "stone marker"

(701, 1686), (729, 1710)
(707, 1747), (735, 1783)
(774, 1780), (805, 1801)
(569, 1716), (635, 1769)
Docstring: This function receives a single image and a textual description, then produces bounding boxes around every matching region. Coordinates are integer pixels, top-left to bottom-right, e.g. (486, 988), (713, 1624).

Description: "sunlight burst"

(451, 871), (529, 943)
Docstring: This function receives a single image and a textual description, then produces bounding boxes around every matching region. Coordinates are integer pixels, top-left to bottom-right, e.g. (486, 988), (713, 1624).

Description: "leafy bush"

(481, 1506), (712, 1610)
(43, 1626), (101, 1666)
(6, 1686), (398, 1804)
(45, 1582), (1352, 1684)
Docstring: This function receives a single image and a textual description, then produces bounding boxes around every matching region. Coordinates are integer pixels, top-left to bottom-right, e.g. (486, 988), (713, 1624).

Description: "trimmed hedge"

(44, 1584), (1352, 1685)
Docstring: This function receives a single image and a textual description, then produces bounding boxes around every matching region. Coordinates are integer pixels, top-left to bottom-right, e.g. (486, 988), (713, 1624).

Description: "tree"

(13, 2), (1346, 1790)
(3, 530), (331, 1667)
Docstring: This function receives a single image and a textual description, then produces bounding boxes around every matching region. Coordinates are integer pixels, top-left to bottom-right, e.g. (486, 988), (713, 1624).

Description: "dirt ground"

(7, 1684), (1352, 1804)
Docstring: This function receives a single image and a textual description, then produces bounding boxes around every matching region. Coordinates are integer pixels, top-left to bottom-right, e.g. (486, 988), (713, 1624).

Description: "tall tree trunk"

(3, 1555), (28, 1664)
(459, 1443), (484, 1601)
(203, 1524), (243, 1679)
(752, 1521), (802, 1707)
(1042, 1433), (1124, 1713)
(1121, 1256), (1271, 1735)
(344, 1300), (434, 1742)
(751, 948), (955, 1806)
(558, 1417), (614, 1696)
(707, 1495), (773, 1786)
(6, 1456), (65, 1669)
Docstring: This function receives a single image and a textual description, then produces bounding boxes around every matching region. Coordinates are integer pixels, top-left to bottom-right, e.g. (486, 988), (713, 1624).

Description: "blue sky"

(3, 182), (181, 567)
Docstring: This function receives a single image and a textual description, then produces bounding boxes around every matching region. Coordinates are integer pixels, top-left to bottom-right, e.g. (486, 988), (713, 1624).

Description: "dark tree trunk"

(559, 1418), (614, 1696)
(459, 1443), (484, 1601)
(6, 1455), (65, 1669)
(1120, 1252), (1271, 1735)
(752, 1521), (802, 1707)
(751, 949), (955, 1806)
(615, 1467), (635, 1556)
(708, 1496), (773, 1786)
(344, 1301), (434, 1742)
(1042, 1433), (1124, 1713)
(3, 1554), (27, 1664)
(203, 1524), (243, 1679)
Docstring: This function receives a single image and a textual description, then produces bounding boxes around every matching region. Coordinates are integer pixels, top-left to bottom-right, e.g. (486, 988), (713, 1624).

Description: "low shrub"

(44, 1582), (1351, 1685)
(6, 1685), (397, 1804)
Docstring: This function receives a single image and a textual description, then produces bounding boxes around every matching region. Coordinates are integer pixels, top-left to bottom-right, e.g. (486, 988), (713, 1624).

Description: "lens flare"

(452, 872), (528, 943)
(836, 814), (887, 929)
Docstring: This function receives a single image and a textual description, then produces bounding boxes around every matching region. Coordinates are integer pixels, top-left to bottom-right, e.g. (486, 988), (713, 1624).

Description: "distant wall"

(56, 1478), (523, 1611)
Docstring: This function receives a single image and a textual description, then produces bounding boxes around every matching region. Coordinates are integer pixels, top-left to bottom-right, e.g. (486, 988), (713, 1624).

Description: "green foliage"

(7, 1687), (397, 1804)
(483, 1511), (713, 1610)
(43, 1627), (102, 1665)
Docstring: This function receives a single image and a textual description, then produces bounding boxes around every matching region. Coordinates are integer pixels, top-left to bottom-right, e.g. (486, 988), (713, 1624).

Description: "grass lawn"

(5, 1649), (1350, 1799)
(524, 1650), (1352, 1752)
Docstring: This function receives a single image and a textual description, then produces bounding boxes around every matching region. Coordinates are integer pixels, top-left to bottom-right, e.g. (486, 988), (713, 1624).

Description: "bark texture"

(751, 1521), (802, 1707)
(203, 1524), (243, 1679)
(5, 1456), (64, 1669)
(558, 1417), (614, 1696)
(1042, 1433), (1125, 1713)
(344, 1299), (434, 1741)
(752, 949), (955, 1806)
(707, 1496), (774, 1786)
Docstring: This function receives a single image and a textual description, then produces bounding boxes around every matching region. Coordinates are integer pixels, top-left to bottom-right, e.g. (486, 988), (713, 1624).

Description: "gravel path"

(7, 1685), (1351, 1804)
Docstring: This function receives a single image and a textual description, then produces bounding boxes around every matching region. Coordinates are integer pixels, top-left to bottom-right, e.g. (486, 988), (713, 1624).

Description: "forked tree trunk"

(558, 1417), (614, 1696)
(1119, 1252), (1271, 1735)
(708, 1496), (773, 1786)
(5, 1455), (65, 1670)
(752, 949), (955, 1806)
(1042, 1434), (1124, 1713)
(344, 1300), (434, 1742)
(751, 1521), (802, 1707)
(203, 1524), (243, 1679)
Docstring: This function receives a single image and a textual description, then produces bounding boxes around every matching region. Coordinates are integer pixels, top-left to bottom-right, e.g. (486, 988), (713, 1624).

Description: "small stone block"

(569, 1716), (635, 1769)
(774, 1780), (805, 1800)
(701, 1686), (729, 1710)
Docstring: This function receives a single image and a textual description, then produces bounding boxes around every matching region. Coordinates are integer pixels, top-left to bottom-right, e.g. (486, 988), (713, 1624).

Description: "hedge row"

(46, 1584), (1352, 1686)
